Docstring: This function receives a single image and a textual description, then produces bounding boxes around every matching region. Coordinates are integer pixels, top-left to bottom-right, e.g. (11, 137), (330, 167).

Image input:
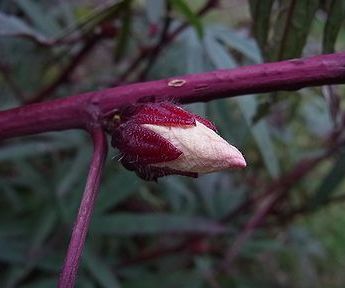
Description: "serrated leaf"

(91, 213), (226, 235)
(322, 0), (345, 53)
(169, 0), (203, 38)
(0, 12), (51, 45)
(270, 0), (320, 60)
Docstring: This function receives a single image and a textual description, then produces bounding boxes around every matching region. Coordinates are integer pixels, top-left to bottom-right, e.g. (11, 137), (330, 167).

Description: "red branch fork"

(0, 52), (344, 140)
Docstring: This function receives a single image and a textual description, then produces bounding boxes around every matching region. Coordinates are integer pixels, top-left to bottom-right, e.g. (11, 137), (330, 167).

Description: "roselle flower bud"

(111, 102), (246, 181)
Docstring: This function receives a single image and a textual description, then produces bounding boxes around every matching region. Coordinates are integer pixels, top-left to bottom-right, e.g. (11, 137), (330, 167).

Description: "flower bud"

(111, 102), (246, 181)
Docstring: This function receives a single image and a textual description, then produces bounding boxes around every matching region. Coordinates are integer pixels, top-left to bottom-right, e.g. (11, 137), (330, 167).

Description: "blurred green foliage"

(0, 0), (345, 287)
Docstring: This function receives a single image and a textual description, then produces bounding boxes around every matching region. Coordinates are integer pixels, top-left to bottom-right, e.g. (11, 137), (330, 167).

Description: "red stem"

(58, 129), (107, 288)
(0, 52), (344, 140)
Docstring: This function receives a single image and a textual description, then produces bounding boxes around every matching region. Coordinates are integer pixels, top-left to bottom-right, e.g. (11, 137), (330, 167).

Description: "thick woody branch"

(58, 129), (107, 288)
(0, 52), (344, 140)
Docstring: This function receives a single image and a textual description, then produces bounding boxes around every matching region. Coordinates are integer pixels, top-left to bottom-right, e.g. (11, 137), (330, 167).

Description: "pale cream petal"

(143, 121), (246, 174)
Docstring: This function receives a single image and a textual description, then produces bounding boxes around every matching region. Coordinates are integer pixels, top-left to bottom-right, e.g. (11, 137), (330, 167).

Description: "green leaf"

(309, 151), (345, 209)
(248, 0), (274, 59)
(60, 0), (125, 39)
(195, 173), (245, 219)
(159, 176), (196, 213)
(114, 1), (133, 61)
(0, 12), (50, 45)
(18, 278), (57, 288)
(145, 0), (165, 24)
(237, 96), (280, 178)
(202, 29), (279, 178)
(91, 213), (226, 235)
(183, 29), (208, 73)
(15, 0), (61, 36)
(322, 0), (345, 53)
(56, 146), (91, 196)
(169, 0), (203, 38)
(123, 271), (203, 288)
(209, 100), (248, 146)
(270, 0), (320, 60)
(95, 170), (139, 214)
(203, 32), (237, 68)
(0, 134), (83, 161)
(209, 26), (262, 63)
(84, 248), (122, 288)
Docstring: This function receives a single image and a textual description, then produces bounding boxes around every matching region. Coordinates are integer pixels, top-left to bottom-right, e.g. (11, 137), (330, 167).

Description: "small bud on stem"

(110, 102), (246, 181)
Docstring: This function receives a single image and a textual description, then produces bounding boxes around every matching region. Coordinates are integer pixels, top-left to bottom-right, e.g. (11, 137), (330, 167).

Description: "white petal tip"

(225, 146), (247, 169)
(231, 155), (247, 169)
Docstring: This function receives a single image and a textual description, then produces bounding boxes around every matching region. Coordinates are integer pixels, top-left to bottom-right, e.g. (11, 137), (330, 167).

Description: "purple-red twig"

(0, 52), (344, 141)
(58, 128), (107, 288)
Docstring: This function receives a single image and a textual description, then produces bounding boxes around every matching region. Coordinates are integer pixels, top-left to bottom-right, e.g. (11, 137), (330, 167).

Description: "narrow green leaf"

(3, 210), (59, 288)
(123, 271), (203, 288)
(159, 176), (196, 213)
(202, 30), (279, 178)
(95, 170), (139, 214)
(309, 151), (345, 209)
(210, 100), (248, 146)
(322, 0), (345, 53)
(15, 0), (61, 36)
(145, 0), (165, 24)
(0, 240), (61, 272)
(209, 26), (262, 63)
(20, 278), (57, 288)
(203, 32), (237, 68)
(114, 1), (133, 61)
(237, 96), (280, 178)
(270, 0), (320, 60)
(84, 248), (122, 288)
(0, 12), (50, 44)
(59, 1), (124, 39)
(0, 137), (81, 161)
(91, 213), (226, 235)
(249, 0), (274, 59)
(56, 146), (91, 196)
(184, 29), (209, 73)
(169, 0), (203, 38)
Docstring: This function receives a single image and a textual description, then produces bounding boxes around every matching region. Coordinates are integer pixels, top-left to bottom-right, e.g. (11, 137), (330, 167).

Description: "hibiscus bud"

(111, 102), (246, 181)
